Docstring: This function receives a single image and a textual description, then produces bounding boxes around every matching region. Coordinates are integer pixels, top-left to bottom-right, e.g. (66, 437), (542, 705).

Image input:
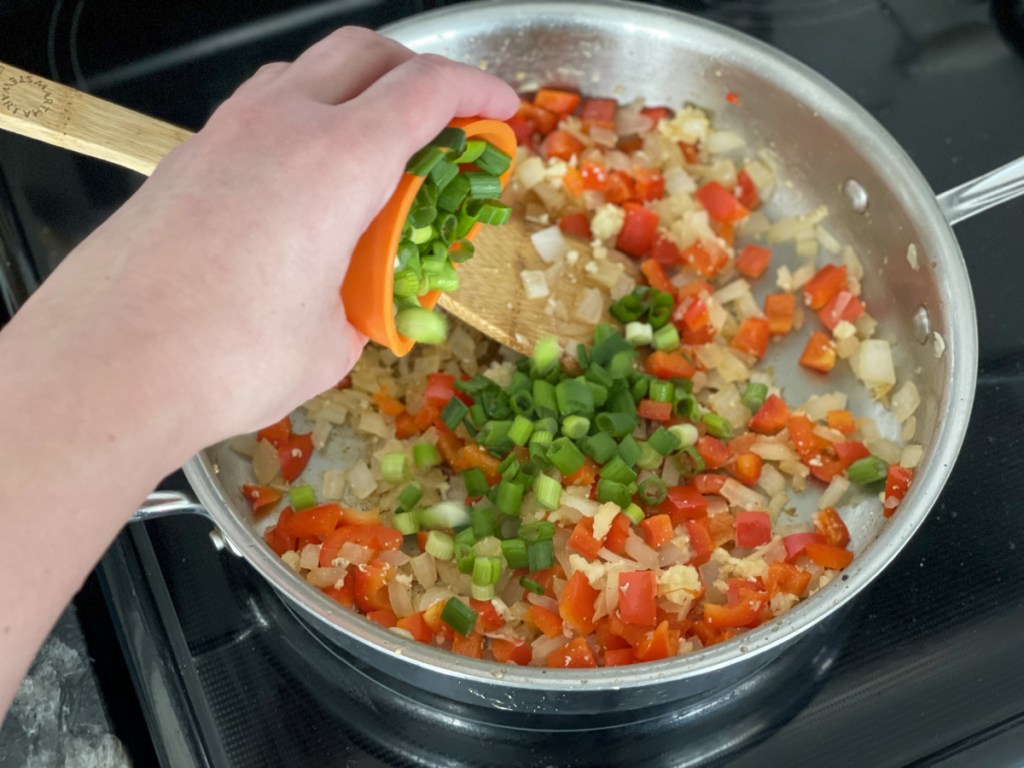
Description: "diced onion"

(388, 581), (415, 618)
(253, 439), (279, 485)
(347, 460), (377, 500)
(307, 567), (347, 588)
(852, 339), (897, 395)
(299, 543), (322, 571)
(521, 269), (551, 300)
(901, 444), (924, 468)
(532, 634), (570, 664)
(664, 165), (696, 195)
(891, 381), (921, 423)
(530, 225), (568, 263)
(706, 130), (745, 153)
(416, 586), (455, 613)
(720, 478), (766, 511)
(575, 287), (605, 325)
(409, 553), (438, 588)
(378, 549), (410, 569)
(624, 535), (660, 569)
(339, 542), (373, 566)
(526, 593), (560, 613)
(817, 475), (850, 510)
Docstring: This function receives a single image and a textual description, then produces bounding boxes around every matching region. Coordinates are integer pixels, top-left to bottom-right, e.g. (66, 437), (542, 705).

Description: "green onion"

(441, 597), (477, 636)
(473, 142), (512, 175)
(455, 526), (477, 548)
(508, 415), (535, 447)
(596, 411), (637, 438)
(520, 577), (545, 595)
(533, 474), (562, 511)
(600, 455), (637, 485)
(453, 139), (486, 164)
(479, 420), (513, 451)
(668, 423), (699, 448)
(625, 321), (654, 346)
(406, 145), (446, 176)
(623, 503), (645, 525)
(529, 429), (554, 450)
(588, 381), (610, 408)
(412, 442), (440, 469)
(409, 224), (434, 245)
(581, 432), (619, 465)
(608, 349), (636, 379)
(638, 476), (668, 506)
(648, 426), (682, 456)
(610, 292), (647, 323)
(648, 379), (674, 404)
(496, 480), (524, 516)
(702, 412), (734, 439)
(561, 415), (591, 440)
(585, 363), (614, 389)
(456, 543), (476, 574)
(532, 336), (561, 378)
(848, 455), (889, 485)
(472, 555), (502, 587)
(437, 174), (470, 212)
(742, 382), (769, 412)
(288, 485), (317, 511)
(674, 445), (706, 477)
(429, 157), (459, 191)
(502, 538), (529, 569)
(635, 441), (664, 471)
(397, 483), (423, 511)
(425, 530), (455, 561)
(430, 126), (468, 154)
(393, 510), (420, 535)
(381, 452), (410, 484)
(518, 520), (556, 542)
(393, 268), (421, 298)
(419, 501), (470, 529)
(465, 172), (502, 199)
(449, 238), (474, 262)
(395, 306), (448, 344)
(618, 435), (642, 467)
(467, 198), (511, 225)
(556, 378), (595, 418)
(597, 478), (633, 508)
(471, 505), (496, 539)
(653, 321), (680, 351)
(462, 467), (489, 498)
(471, 583), (496, 601)
(510, 390), (534, 416)
(547, 437), (586, 476)
(468, 403), (487, 429)
(527, 539), (555, 571)
(532, 379), (559, 420)
(631, 377), (649, 403)
(497, 452), (519, 480)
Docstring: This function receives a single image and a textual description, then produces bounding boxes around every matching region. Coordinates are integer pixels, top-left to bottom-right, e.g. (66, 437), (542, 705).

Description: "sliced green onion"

(648, 426), (682, 456)
(393, 510), (420, 535)
(848, 455), (889, 485)
(471, 583), (496, 601)
(441, 397), (469, 431)
(430, 126), (468, 154)
(449, 238), (475, 262)
(465, 173), (503, 199)
(471, 505), (496, 539)
(702, 412), (734, 439)
(413, 442), (440, 469)
(496, 480), (524, 516)
(520, 577), (545, 595)
(456, 543), (476, 574)
(441, 597), (477, 636)
(454, 526), (477, 548)
(635, 441), (664, 471)
(502, 538), (529, 569)
(406, 145), (446, 176)
(510, 390), (534, 416)
(419, 501), (470, 529)
(653, 322), (680, 351)
(581, 432), (619, 465)
(668, 423), (699, 448)
(638, 475), (668, 506)
(466, 198), (511, 225)
(473, 142), (512, 175)
(623, 503), (645, 525)
(393, 268), (421, 298)
(618, 435), (642, 467)
(437, 174), (470, 212)
(288, 484), (317, 511)
(585, 363), (614, 389)
(547, 436), (586, 476)
(381, 452), (410, 485)
(674, 445), (706, 477)
(454, 139), (487, 164)
(597, 478), (633, 508)
(561, 415), (591, 440)
(648, 379), (674, 404)
(532, 336), (561, 378)
(462, 467), (489, 498)
(429, 157), (459, 191)
(532, 379), (559, 419)
(610, 292), (647, 323)
(508, 415), (535, 447)
(479, 420), (513, 450)
(527, 539), (555, 571)
(601, 455), (637, 485)
(395, 306), (448, 344)
(533, 474), (562, 511)
(518, 520), (556, 543)
(556, 378), (595, 417)
(596, 411), (637, 438)
(625, 321), (654, 346)
(468, 403), (487, 430)
(397, 482), (423, 511)
(742, 382), (769, 412)
(472, 555), (502, 587)
(425, 530), (455, 561)
(608, 349), (636, 379)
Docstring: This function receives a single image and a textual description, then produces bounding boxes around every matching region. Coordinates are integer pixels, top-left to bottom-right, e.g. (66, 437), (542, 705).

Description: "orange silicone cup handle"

(341, 117), (517, 356)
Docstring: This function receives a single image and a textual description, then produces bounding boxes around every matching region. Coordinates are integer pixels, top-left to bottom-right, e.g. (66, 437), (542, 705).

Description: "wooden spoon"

(0, 61), (636, 356)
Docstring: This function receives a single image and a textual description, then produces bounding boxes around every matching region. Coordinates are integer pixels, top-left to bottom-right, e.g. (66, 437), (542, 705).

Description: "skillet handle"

(133, 490), (209, 521)
(936, 154), (1024, 226)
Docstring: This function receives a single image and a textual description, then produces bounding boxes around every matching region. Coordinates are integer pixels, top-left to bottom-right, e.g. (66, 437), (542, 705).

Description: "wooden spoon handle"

(0, 61), (191, 176)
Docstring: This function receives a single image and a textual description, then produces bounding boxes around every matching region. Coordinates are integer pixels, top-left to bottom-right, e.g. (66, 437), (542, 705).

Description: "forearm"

(0, 277), (205, 713)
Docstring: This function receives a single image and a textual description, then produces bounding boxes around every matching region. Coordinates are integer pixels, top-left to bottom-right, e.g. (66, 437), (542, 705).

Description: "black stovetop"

(3, 1), (1024, 766)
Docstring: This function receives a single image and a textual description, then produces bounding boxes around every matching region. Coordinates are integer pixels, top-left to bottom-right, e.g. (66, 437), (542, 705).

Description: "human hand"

(16, 26), (519, 452)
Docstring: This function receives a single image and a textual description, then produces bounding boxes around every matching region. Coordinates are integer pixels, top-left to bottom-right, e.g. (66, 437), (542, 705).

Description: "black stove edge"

(96, 524), (221, 768)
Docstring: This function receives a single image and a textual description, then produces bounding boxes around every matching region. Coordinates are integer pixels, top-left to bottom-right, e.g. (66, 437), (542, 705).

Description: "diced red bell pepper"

(616, 203), (660, 258)
(470, 599), (505, 633)
(604, 513), (632, 555)
(264, 509), (297, 556)
(835, 440), (870, 469)
(424, 373), (460, 408)
(685, 518), (714, 566)
(703, 594), (764, 629)
(634, 620), (679, 662)
(580, 98), (618, 123)
(559, 211), (592, 239)
(640, 513), (675, 550)
(637, 398), (673, 422)
(748, 394), (790, 435)
(800, 331), (837, 373)
(691, 473), (727, 494)
(372, 387), (405, 416)
(562, 166), (584, 197)
(765, 562), (811, 598)
(516, 100), (559, 135)
(257, 416), (292, 448)
(319, 524), (404, 566)
(534, 88), (582, 115)
(803, 541), (854, 570)
(634, 167), (665, 202)
(278, 431), (313, 484)
(618, 570), (658, 627)
(452, 631), (485, 659)
(884, 465), (914, 517)
(547, 637), (597, 668)
(730, 452), (763, 487)
(734, 510), (771, 548)
(651, 234), (682, 266)
(396, 612), (433, 643)
(568, 516), (604, 561)
(242, 484), (282, 517)
(680, 241), (729, 278)
(321, 580), (355, 608)
(604, 170), (636, 204)
(505, 113), (533, 145)
(782, 532), (827, 562)
(353, 560), (392, 613)
(366, 608), (397, 628)
(526, 604), (564, 638)
(802, 264), (848, 311)
(696, 435), (732, 470)
(735, 169), (759, 210)
(564, 457), (599, 487)
(731, 316), (771, 360)
(275, 503), (341, 540)
(603, 647), (638, 667)
(764, 293), (796, 336)
(541, 129), (584, 160)
(735, 244), (771, 279)
(450, 443), (503, 485)
(813, 507), (851, 548)
(827, 409), (856, 434)
(818, 290), (865, 331)
(640, 258), (674, 295)
(695, 181), (749, 223)
(640, 105), (673, 123)
(581, 160), (609, 191)
(491, 637), (533, 666)
(559, 571), (600, 636)
(644, 350), (696, 380)
(658, 485), (708, 523)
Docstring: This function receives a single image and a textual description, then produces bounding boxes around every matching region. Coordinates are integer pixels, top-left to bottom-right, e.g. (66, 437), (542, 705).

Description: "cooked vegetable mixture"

(241, 88), (921, 668)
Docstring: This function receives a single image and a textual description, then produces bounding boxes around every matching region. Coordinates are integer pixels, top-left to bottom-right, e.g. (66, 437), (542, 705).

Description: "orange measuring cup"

(341, 117), (517, 356)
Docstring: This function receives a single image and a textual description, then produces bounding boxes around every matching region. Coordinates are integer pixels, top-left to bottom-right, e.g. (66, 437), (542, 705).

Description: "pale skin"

(0, 27), (518, 717)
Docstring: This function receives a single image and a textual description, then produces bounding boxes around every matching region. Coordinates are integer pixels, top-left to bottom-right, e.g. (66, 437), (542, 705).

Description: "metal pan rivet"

(913, 305), (932, 343)
(843, 178), (869, 213)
